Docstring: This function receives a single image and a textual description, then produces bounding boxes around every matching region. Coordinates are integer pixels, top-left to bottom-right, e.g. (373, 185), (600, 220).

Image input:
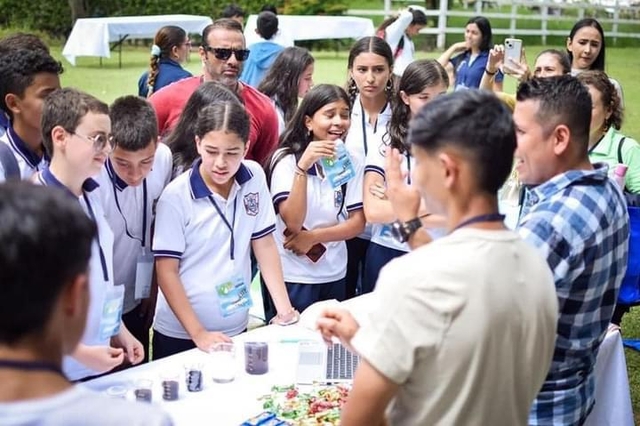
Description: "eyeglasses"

(203, 46), (250, 61)
(70, 131), (114, 153)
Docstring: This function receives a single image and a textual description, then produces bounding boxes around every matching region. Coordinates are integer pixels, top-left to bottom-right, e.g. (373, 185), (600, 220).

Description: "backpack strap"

(337, 182), (348, 221)
(0, 142), (20, 181)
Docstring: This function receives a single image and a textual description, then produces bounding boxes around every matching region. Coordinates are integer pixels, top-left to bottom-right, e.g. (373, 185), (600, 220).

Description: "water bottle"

(613, 164), (628, 189)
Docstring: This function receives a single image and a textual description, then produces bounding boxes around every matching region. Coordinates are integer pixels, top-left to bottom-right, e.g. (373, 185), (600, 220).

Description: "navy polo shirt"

(451, 50), (504, 91)
(138, 58), (192, 97)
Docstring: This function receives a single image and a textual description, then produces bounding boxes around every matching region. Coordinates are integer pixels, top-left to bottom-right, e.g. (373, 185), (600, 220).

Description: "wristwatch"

(391, 217), (422, 243)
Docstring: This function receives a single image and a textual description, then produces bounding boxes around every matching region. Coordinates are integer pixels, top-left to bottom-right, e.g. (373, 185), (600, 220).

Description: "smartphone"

(504, 38), (523, 64)
(283, 227), (327, 263)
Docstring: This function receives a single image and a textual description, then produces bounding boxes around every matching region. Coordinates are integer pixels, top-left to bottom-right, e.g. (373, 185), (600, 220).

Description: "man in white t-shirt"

(317, 90), (558, 425)
(0, 182), (172, 425)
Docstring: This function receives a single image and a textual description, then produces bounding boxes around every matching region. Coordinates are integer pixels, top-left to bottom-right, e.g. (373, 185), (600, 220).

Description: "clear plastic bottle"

(613, 164), (628, 189)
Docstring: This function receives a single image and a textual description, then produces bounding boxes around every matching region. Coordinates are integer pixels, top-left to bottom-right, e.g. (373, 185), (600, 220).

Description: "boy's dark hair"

(221, 4), (246, 18)
(516, 75), (592, 152)
(0, 49), (63, 119)
(260, 4), (278, 14)
(41, 88), (109, 157)
(409, 89), (515, 195)
(0, 181), (95, 344)
(110, 96), (158, 151)
(0, 32), (49, 55)
(257, 11), (279, 40)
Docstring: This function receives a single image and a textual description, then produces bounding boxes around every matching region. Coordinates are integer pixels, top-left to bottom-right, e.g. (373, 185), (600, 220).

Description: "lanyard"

(83, 193), (110, 283)
(451, 213), (505, 233)
(112, 178), (148, 248)
(208, 196), (237, 261)
(0, 359), (65, 377)
(360, 102), (369, 156)
(406, 154), (412, 185)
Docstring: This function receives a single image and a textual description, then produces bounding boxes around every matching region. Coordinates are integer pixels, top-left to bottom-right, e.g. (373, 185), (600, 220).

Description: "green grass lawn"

(49, 43), (640, 421)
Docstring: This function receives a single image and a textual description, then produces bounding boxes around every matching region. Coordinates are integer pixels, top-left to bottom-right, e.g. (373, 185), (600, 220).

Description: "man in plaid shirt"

(514, 75), (629, 425)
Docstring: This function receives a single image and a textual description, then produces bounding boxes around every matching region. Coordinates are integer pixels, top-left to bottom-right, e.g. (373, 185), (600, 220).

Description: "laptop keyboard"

(326, 343), (359, 380)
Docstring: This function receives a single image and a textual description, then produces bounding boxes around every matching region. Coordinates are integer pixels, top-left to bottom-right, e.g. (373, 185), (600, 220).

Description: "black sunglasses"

(203, 46), (250, 61)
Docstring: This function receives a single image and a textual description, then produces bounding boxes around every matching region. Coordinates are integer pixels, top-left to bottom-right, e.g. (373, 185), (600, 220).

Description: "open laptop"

(296, 340), (360, 384)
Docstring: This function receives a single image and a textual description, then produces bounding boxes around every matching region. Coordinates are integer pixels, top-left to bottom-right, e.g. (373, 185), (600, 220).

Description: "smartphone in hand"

(283, 227), (327, 263)
(504, 38), (523, 65)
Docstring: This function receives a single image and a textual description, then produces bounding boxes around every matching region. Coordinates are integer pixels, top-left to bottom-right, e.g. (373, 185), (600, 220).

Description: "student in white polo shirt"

(363, 60), (449, 293)
(344, 36), (394, 299)
(93, 96), (172, 364)
(152, 98), (298, 359)
(266, 84), (365, 314)
(0, 49), (62, 181)
(36, 88), (144, 381)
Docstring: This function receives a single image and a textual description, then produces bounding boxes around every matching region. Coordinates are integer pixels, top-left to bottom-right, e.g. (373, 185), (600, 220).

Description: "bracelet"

(270, 308), (300, 326)
(485, 68), (497, 76)
(294, 164), (307, 177)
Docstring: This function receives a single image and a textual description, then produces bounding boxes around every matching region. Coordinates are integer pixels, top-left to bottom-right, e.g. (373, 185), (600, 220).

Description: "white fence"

(347, 0), (640, 49)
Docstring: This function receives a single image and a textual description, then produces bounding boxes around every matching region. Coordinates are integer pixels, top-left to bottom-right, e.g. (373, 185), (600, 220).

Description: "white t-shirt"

(153, 160), (276, 339)
(352, 228), (558, 426)
(0, 386), (172, 425)
(35, 169), (117, 381)
(270, 149), (364, 284)
(0, 127), (48, 182)
(93, 143), (172, 313)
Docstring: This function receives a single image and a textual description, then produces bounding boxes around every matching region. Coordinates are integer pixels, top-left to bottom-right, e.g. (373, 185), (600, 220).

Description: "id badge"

(321, 142), (356, 189)
(134, 249), (154, 300)
(99, 285), (124, 340)
(216, 275), (253, 317)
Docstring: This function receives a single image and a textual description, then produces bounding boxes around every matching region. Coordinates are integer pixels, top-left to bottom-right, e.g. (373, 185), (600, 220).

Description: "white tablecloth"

(62, 14), (213, 65)
(585, 329), (634, 426)
(83, 296), (372, 426)
(243, 15), (374, 48)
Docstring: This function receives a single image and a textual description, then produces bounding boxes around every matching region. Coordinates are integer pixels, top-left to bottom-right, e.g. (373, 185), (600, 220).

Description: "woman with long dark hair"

(437, 16), (502, 91)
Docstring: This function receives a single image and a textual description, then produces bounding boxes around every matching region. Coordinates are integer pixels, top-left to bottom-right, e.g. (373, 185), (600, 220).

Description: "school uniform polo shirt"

(93, 143), (172, 314)
(152, 159), (276, 339)
(345, 96), (392, 166)
(270, 150), (364, 284)
(365, 146), (414, 253)
(35, 168), (116, 381)
(451, 50), (504, 91)
(0, 126), (49, 182)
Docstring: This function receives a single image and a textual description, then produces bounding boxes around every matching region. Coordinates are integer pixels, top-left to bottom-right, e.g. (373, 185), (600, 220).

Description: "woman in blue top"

(138, 26), (192, 98)
(437, 16), (503, 91)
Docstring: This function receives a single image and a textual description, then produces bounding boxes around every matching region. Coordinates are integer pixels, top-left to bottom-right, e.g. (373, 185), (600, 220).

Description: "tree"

(68, 0), (87, 24)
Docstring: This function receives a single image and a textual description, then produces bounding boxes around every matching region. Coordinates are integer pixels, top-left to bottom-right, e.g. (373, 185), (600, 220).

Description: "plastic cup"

(184, 362), (204, 392)
(244, 341), (269, 375)
(160, 371), (180, 401)
(209, 342), (236, 383)
(134, 379), (153, 402)
(105, 385), (128, 399)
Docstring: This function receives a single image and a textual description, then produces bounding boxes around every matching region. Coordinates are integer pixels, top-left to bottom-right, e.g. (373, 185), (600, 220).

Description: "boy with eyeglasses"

(0, 48), (62, 181)
(149, 18), (279, 166)
(93, 96), (172, 363)
(35, 88), (144, 381)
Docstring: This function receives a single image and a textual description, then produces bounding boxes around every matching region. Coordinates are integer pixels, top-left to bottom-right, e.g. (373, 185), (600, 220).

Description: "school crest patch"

(244, 192), (259, 216)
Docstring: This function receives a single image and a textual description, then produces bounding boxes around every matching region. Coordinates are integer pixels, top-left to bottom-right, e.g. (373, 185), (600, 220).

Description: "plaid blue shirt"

(518, 164), (629, 426)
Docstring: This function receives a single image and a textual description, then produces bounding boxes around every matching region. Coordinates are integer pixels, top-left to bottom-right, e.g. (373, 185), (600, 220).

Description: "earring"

(385, 78), (394, 93)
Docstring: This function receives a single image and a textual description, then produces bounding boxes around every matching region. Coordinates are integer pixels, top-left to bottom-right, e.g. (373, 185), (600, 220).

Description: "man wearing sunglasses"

(150, 18), (279, 167)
